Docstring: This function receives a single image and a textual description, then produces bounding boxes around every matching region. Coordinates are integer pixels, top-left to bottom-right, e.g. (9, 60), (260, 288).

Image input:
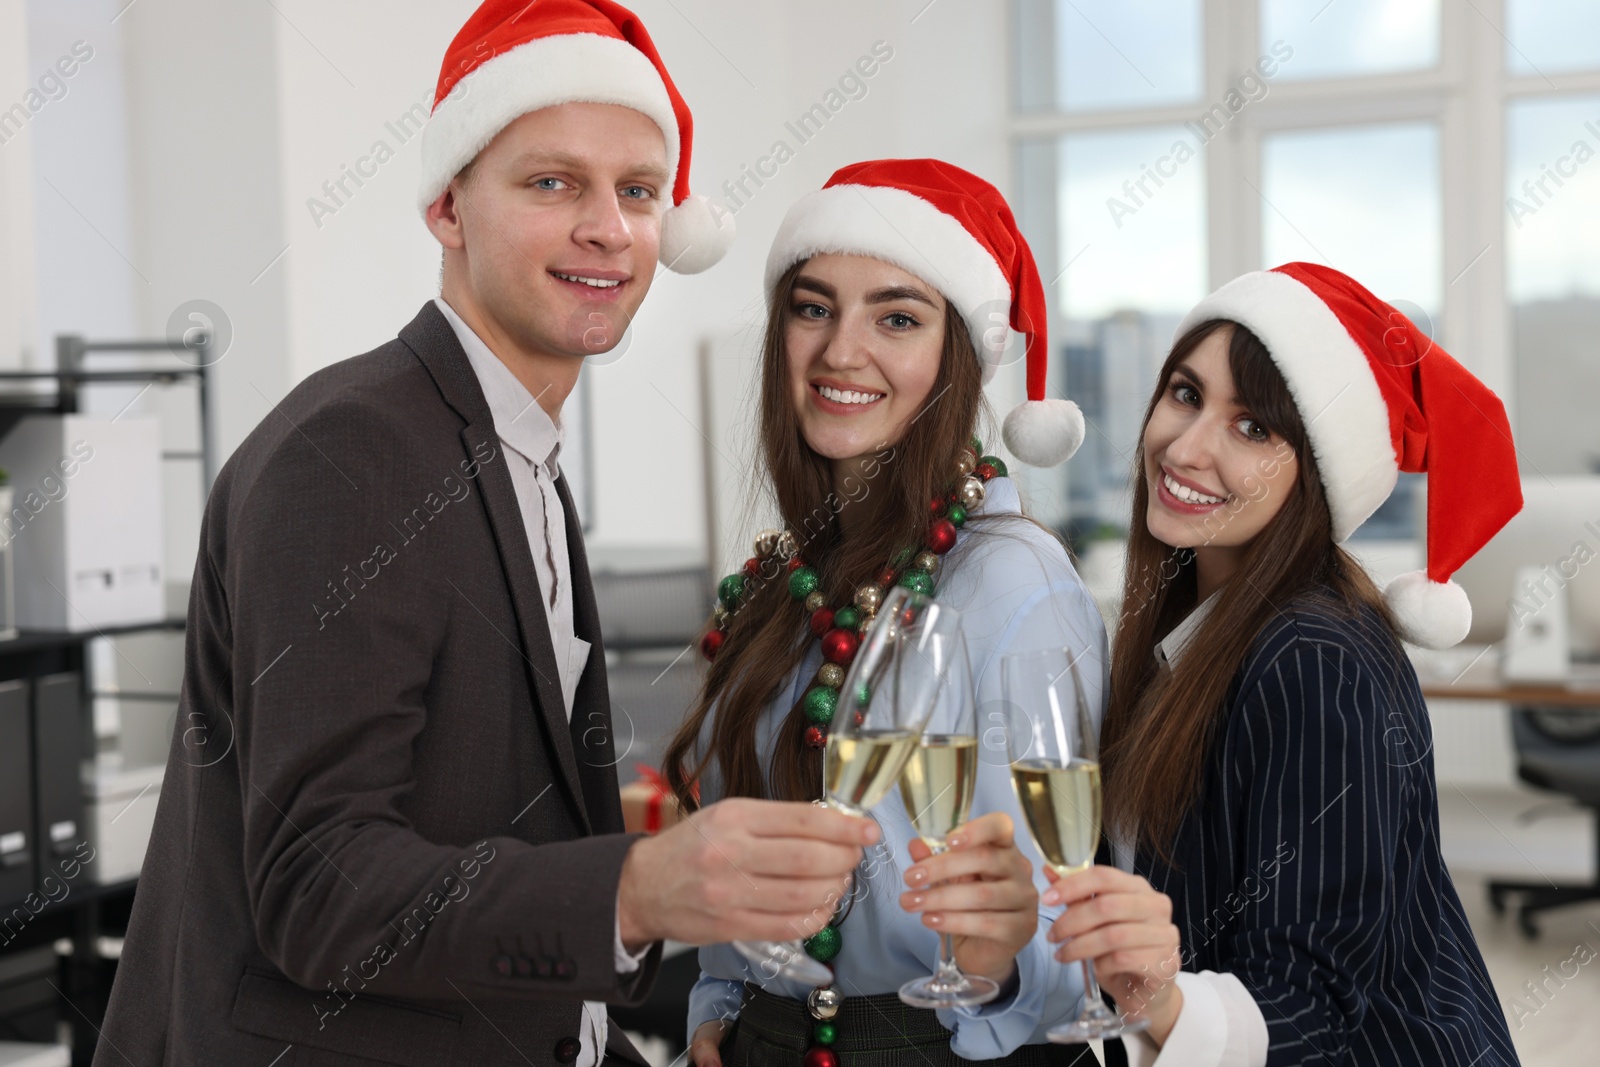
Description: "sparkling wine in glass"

(733, 589), (960, 985)
(897, 630), (1000, 1008)
(1000, 645), (1147, 1043)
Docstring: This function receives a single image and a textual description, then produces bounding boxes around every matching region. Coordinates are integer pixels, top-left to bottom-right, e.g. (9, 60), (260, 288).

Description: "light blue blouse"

(686, 477), (1111, 1059)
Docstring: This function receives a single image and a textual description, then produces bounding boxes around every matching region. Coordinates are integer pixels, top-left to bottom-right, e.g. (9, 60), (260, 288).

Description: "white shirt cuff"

(614, 898), (651, 974)
(1122, 971), (1268, 1067)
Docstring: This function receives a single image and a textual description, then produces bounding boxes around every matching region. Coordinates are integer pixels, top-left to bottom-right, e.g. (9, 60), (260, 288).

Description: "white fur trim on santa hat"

(1177, 271), (1397, 542)
(1003, 398), (1084, 467)
(764, 184), (1013, 382)
(1385, 570), (1472, 649)
(417, 32), (679, 215)
(660, 193), (736, 274)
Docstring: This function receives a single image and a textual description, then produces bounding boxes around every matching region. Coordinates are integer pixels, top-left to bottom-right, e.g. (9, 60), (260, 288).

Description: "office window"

(1260, 0), (1439, 81)
(1260, 122), (1441, 316)
(1506, 94), (1600, 475)
(1505, 0), (1600, 77)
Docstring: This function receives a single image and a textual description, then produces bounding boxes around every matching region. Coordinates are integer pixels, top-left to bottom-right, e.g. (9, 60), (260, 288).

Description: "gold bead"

(713, 601), (729, 622)
(914, 551), (939, 574)
(854, 584), (883, 614)
(817, 663), (845, 688)
(858, 616), (874, 637)
(958, 475), (985, 511)
(776, 530), (799, 559)
(804, 590), (827, 613)
(755, 528), (781, 557)
(955, 449), (977, 477)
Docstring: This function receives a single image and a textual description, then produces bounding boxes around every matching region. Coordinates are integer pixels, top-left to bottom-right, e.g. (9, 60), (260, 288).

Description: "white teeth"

(1164, 473), (1224, 505)
(553, 272), (622, 289)
(817, 384), (883, 405)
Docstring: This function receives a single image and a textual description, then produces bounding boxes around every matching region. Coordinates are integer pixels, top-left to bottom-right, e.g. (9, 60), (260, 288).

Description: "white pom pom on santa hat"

(1385, 570), (1473, 651)
(416, 0), (733, 274)
(1002, 398), (1085, 469)
(660, 193), (736, 275)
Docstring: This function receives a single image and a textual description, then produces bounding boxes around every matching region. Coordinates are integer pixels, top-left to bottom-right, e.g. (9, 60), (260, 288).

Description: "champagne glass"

(896, 629), (999, 1007)
(1000, 646), (1147, 1043)
(733, 589), (960, 986)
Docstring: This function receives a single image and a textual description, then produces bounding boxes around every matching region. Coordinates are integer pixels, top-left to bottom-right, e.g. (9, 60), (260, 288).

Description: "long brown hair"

(1099, 319), (1394, 860)
(663, 260), (991, 809)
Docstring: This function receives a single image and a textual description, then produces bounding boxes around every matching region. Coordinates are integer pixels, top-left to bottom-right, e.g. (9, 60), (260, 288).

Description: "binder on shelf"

(31, 674), (85, 880)
(0, 681), (34, 906)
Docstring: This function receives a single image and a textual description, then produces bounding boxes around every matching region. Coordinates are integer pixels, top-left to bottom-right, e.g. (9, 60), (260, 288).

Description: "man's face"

(431, 102), (668, 361)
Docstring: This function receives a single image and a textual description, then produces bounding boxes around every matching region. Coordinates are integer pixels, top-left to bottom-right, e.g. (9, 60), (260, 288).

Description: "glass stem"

(1080, 959), (1108, 1018)
(929, 842), (963, 982)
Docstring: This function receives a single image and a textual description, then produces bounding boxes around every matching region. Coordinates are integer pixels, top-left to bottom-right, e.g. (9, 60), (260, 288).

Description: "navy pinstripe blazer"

(1129, 590), (1519, 1065)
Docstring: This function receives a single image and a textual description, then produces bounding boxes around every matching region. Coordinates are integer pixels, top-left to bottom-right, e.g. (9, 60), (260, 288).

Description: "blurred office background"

(0, 1), (1598, 1064)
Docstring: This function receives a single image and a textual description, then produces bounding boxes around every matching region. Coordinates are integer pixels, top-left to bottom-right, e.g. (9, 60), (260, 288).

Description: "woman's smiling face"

(1142, 325), (1300, 557)
(784, 254), (948, 462)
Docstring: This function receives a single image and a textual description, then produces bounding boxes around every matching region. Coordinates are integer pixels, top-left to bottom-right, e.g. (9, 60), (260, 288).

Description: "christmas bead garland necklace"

(701, 438), (1008, 1067)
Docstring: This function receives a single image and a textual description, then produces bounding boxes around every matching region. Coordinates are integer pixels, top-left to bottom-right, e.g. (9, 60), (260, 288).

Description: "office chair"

(1487, 706), (1600, 938)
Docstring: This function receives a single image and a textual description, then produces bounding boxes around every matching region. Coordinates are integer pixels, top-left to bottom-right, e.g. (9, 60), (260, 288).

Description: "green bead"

(803, 685), (839, 725)
(892, 546), (915, 569)
(980, 455), (1008, 477)
(855, 682), (872, 707)
(788, 566), (819, 600)
(804, 924), (842, 962)
(897, 569), (935, 597)
(814, 1022), (837, 1045)
(947, 503), (968, 528)
(833, 605), (861, 631)
(970, 434), (983, 455)
(717, 573), (746, 609)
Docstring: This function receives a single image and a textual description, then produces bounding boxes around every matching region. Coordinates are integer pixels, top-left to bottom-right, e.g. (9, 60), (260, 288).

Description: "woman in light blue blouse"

(663, 159), (1108, 1066)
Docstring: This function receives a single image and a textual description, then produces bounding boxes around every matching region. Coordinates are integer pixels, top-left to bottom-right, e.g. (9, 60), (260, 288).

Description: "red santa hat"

(764, 158), (1085, 467)
(1178, 262), (1524, 650)
(417, 0), (734, 274)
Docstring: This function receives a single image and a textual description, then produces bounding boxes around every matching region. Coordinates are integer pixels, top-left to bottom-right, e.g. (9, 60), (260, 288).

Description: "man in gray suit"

(95, 2), (876, 1065)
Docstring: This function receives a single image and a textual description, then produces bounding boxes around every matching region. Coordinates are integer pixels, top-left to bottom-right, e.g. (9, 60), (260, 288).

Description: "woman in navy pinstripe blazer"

(1038, 265), (1523, 1065)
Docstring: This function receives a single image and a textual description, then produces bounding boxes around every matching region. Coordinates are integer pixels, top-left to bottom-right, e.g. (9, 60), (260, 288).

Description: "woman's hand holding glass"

(1042, 866), (1184, 1044)
(899, 810), (1037, 989)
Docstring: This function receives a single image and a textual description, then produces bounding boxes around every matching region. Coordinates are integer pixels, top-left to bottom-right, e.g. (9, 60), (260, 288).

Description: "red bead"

(805, 725), (827, 749)
(927, 518), (958, 555)
(804, 1048), (839, 1067)
(875, 566), (897, 588)
(700, 630), (726, 661)
(743, 556), (761, 577)
(787, 557), (806, 574)
(809, 607), (835, 638)
(821, 628), (859, 665)
(975, 462), (998, 481)
(929, 495), (946, 515)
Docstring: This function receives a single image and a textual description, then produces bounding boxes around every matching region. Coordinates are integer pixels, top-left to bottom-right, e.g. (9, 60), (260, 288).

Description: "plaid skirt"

(719, 984), (1098, 1067)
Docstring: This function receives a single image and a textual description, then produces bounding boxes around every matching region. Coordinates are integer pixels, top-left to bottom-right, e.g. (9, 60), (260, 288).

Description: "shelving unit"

(0, 333), (212, 1064)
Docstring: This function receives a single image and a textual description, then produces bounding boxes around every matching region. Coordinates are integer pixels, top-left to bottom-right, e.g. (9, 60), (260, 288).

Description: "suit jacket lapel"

(555, 473), (627, 836)
(399, 302), (592, 834)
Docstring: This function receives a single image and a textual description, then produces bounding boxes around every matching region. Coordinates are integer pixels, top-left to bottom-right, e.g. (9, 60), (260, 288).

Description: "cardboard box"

(0, 415), (164, 631)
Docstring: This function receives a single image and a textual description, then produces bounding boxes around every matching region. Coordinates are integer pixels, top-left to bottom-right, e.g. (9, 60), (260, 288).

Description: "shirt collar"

(434, 297), (563, 474)
(1155, 590), (1220, 670)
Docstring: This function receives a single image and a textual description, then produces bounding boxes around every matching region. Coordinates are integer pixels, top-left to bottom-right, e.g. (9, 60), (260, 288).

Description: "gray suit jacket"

(96, 302), (661, 1067)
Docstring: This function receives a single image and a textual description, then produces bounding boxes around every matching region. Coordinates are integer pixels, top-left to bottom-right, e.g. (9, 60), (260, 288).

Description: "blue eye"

(621, 185), (654, 200)
(884, 312), (919, 330)
(532, 177), (568, 191)
(793, 302), (829, 320)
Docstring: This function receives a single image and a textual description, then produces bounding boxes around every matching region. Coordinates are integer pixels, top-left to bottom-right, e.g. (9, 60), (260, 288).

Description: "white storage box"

(81, 759), (164, 885)
(0, 415), (164, 631)
(0, 1043), (70, 1067)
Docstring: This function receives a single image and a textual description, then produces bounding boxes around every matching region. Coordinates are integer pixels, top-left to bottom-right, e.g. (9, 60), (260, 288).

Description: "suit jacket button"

(555, 957), (576, 980)
(536, 955), (555, 979)
(513, 954), (534, 978)
(492, 953), (514, 977)
(553, 1036), (581, 1063)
